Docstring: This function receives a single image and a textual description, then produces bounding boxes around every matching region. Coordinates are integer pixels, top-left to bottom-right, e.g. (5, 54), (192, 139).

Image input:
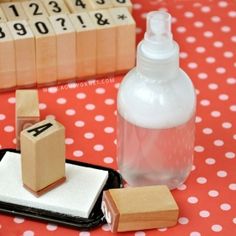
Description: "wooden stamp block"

(0, 22), (16, 90)
(88, 0), (113, 10)
(21, 0), (48, 19)
(49, 14), (76, 82)
(64, 0), (91, 13)
(15, 89), (40, 150)
(109, 7), (135, 73)
(7, 20), (37, 87)
(70, 12), (96, 79)
(29, 17), (57, 86)
(89, 9), (116, 75)
(42, 0), (70, 15)
(0, 6), (7, 23)
(1, 2), (27, 21)
(20, 119), (66, 196)
(102, 185), (179, 232)
(111, 0), (132, 13)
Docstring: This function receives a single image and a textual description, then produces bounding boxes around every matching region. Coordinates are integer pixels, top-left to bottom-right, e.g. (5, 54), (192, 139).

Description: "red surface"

(0, 0), (236, 235)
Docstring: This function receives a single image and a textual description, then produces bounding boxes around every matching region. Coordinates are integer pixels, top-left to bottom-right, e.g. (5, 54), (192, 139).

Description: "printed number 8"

(0, 27), (6, 38)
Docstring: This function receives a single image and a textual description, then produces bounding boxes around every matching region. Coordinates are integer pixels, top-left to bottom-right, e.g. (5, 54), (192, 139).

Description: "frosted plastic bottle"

(117, 11), (196, 189)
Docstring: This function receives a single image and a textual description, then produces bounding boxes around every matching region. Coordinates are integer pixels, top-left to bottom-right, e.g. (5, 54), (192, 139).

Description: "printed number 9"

(13, 23), (27, 36)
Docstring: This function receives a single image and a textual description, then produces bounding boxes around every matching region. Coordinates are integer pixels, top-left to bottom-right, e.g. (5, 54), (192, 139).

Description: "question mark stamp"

(56, 17), (66, 30)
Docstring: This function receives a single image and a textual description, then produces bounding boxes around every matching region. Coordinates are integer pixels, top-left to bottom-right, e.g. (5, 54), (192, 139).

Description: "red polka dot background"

(0, 0), (236, 235)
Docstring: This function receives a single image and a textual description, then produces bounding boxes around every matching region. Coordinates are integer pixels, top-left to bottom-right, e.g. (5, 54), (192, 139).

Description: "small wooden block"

(70, 12), (96, 79)
(109, 7), (135, 72)
(88, 0), (113, 10)
(102, 186), (179, 232)
(49, 14), (76, 82)
(42, 0), (70, 15)
(29, 17), (57, 85)
(1, 2), (27, 21)
(21, 119), (66, 195)
(7, 20), (37, 87)
(0, 6), (7, 22)
(0, 22), (16, 90)
(111, 0), (132, 13)
(89, 9), (116, 75)
(21, 0), (48, 19)
(15, 89), (40, 150)
(64, 0), (91, 13)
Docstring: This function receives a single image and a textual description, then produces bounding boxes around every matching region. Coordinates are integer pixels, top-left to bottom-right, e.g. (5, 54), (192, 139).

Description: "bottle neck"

(136, 41), (180, 81)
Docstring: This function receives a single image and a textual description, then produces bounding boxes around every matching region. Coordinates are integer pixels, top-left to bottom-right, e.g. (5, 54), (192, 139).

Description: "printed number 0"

(0, 27), (5, 38)
(117, 0), (126, 3)
(96, 0), (105, 4)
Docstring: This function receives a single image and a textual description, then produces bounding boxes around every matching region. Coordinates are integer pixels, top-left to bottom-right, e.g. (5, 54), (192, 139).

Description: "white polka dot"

(0, 114), (6, 120)
(85, 104), (95, 110)
(13, 217), (25, 224)
(104, 127), (114, 134)
(23, 231), (35, 236)
(194, 21), (204, 28)
(114, 83), (120, 89)
(195, 89), (200, 95)
(203, 128), (213, 135)
(178, 217), (189, 225)
(218, 1), (228, 7)
(80, 232), (90, 236)
(190, 232), (201, 236)
(104, 157), (114, 164)
(105, 99), (115, 105)
(224, 51), (234, 58)
(205, 158), (216, 165)
(13, 138), (16, 144)
(211, 16), (221, 22)
(196, 47), (205, 53)
(211, 224), (222, 232)
(186, 36), (196, 43)
(136, 27), (142, 34)
(46, 224), (58, 231)
(73, 150), (83, 157)
(228, 11), (236, 17)
(203, 31), (213, 38)
(95, 115), (105, 122)
(75, 120), (85, 127)
(208, 190), (219, 197)
(188, 62), (198, 69)
(227, 77), (236, 84)
(230, 105), (236, 112)
(177, 183), (187, 191)
(198, 73), (208, 80)
(195, 116), (202, 123)
(66, 109), (76, 116)
(180, 52), (188, 59)
(231, 35), (236, 42)
(225, 152), (235, 159)
(158, 228), (167, 232)
(133, 3), (142, 10)
(84, 132), (95, 139)
(217, 170), (227, 177)
(39, 103), (47, 110)
(199, 210), (210, 218)
(222, 122), (232, 129)
(213, 41), (223, 48)
(102, 224), (111, 231)
(201, 6), (211, 13)
(229, 183), (236, 190)
(216, 67), (226, 74)
(8, 97), (15, 104)
(208, 83), (218, 90)
(76, 93), (86, 99)
(177, 26), (186, 33)
(94, 144), (104, 151)
(220, 203), (231, 211)
(4, 125), (14, 132)
(46, 115), (55, 120)
(135, 232), (145, 236)
(200, 99), (210, 106)
(197, 177), (207, 184)
(218, 94), (229, 101)
(194, 146), (204, 152)
(184, 11), (194, 18)
(214, 140), (224, 147)
(233, 218), (236, 224)
(211, 111), (221, 117)
(206, 57), (215, 63)
(234, 134), (236, 140)
(57, 98), (67, 104)
(48, 87), (58, 93)
(65, 138), (74, 145)
(96, 87), (106, 94)
(188, 196), (198, 204)
(221, 26), (231, 32)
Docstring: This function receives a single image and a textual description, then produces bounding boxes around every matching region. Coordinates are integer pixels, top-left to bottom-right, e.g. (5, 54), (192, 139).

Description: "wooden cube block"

(0, 22), (16, 90)
(102, 185), (179, 232)
(70, 12), (96, 79)
(49, 14), (76, 82)
(7, 20), (37, 87)
(64, 0), (91, 13)
(89, 9), (116, 75)
(42, 0), (70, 15)
(0, 6), (7, 22)
(111, 0), (132, 13)
(29, 17), (57, 86)
(21, 0), (48, 19)
(1, 2), (27, 21)
(21, 119), (66, 196)
(109, 7), (135, 73)
(88, 0), (113, 10)
(15, 89), (40, 150)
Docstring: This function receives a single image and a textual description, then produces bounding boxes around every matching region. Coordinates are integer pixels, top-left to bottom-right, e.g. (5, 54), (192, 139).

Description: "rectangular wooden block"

(29, 17), (57, 86)
(0, 22), (16, 90)
(70, 12), (96, 79)
(111, 0), (132, 13)
(89, 9), (116, 75)
(7, 20), (37, 87)
(0, 6), (7, 22)
(21, 119), (66, 196)
(1, 2), (27, 21)
(88, 0), (113, 10)
(49, 14), (76, 82)
(109, 7), (135, 72)
(15, 89), (40, 150)
(21, 0), (48, 19)
(42, 0), (70, 15)
(102, 185), (179, 232)
(64, 0), (91, 13)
